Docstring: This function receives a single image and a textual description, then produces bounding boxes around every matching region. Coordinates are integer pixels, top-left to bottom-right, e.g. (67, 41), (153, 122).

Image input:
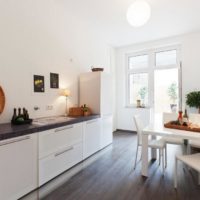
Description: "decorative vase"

(170, 104), (177, 113)
(84, 111), (90, 116)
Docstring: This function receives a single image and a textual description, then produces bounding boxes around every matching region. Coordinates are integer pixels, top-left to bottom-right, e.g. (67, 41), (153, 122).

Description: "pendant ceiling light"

(127, 0), (151, 27)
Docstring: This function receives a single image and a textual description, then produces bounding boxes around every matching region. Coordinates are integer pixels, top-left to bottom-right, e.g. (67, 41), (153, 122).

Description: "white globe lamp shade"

(127, 1), (151, 27)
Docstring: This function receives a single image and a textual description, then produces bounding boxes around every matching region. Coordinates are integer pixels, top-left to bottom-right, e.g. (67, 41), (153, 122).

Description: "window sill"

(125, 105), (151, 109)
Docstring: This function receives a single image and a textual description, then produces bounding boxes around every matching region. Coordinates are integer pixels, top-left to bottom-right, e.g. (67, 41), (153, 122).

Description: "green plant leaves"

(186, 91), (200, 108)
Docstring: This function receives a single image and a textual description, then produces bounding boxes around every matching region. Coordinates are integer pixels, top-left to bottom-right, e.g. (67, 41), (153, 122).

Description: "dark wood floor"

(23, 131), (200, 200)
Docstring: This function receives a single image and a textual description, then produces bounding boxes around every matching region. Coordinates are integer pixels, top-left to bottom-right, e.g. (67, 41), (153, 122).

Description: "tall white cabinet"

(79, 72), (113, 149)
(79, 72), (112, 116)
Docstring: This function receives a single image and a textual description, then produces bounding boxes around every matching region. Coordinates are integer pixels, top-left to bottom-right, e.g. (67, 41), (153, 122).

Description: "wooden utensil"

(0, 86), (5, 114)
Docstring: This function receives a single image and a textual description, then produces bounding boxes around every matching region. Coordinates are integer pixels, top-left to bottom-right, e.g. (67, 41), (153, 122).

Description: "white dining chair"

(162, 112), (184, 167)
(174, 153), (200, 188)
(189, 113), (200, 125)
(133, 115), (166, 174)
(188, 114), (200, 153)
(162, 112), (184, 145)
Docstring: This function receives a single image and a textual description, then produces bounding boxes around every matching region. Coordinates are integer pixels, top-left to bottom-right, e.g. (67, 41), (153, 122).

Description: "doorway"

(154, 68), (179, 123)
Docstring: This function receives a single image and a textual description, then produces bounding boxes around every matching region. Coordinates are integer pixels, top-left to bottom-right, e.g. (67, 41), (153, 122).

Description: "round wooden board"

(0, 86), (5, 114)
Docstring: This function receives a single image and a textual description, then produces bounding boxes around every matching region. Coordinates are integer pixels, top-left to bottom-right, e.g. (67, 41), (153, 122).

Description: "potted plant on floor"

(167, 82), (178, 112)
(186, 91), (200, 113)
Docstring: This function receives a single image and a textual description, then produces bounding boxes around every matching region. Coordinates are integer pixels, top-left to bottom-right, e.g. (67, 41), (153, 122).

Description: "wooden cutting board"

(68, 107), (84, 117)
(0, 86), (5, 114)
(164, 122), (200, 133)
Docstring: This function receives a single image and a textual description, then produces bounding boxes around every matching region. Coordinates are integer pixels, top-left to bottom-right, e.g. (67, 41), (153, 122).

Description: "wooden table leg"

(142, 133), (148, 177)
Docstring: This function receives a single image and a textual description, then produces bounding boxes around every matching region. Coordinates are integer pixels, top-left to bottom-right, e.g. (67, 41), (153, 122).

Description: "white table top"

(143, 122), (200, 140)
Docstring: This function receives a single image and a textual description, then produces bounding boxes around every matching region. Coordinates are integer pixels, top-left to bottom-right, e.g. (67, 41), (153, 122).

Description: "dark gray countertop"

(0, 115), (100, 141)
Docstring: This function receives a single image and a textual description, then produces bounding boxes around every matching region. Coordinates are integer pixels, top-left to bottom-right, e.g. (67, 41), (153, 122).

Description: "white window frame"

(126, 45), (181, 108)
(125, 50), (150, 107)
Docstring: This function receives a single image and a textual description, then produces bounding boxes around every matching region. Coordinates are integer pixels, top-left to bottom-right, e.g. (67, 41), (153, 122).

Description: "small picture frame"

(50, 73), (59, 89)
(33, 75), (45, 93)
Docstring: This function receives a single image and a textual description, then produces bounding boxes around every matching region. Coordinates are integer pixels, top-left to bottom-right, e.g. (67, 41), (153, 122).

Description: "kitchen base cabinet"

(39, 142), (83, 186)
(38, 123), (84, 186)
(0, 116), (111, 199)
(39, 123), (83, 159)
(83, 119), (101, 159)
(101, 115), (113, 149)
(0, 135), (38, 200)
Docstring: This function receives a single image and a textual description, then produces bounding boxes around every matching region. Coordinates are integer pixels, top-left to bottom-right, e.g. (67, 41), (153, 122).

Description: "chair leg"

(162, 149), (164, 175)
(198, 173), (200, 185)
(174, 157), (178, 189)
(165, 146), (167, 168)
(186, 144), (192, 171)
(134, 145), (139, 169)
(187, 144), (191, 155)
(159, 149), (161, 165)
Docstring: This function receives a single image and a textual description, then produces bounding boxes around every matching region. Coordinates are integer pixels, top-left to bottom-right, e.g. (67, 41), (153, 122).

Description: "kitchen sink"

(32, 116), (75, 125)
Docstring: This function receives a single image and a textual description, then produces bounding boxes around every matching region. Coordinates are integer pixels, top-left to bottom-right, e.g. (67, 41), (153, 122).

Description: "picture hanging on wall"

(33, 75), (45, 93)
(50, 73), (59, 89)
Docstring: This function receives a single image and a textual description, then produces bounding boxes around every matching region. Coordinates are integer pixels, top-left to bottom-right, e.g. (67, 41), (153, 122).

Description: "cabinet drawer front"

(39, 123), (83, 159)
(39, 142), (83, 186)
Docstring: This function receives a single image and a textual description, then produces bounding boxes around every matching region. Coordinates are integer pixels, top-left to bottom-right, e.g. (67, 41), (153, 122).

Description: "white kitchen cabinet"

(39, 123), (83, 159)
(0, 134), (38, 200)
(79, 72), (113, 116)
(83, 118), (101, 159)
(101, 115), (113, 149)
(79, 72), (113, 150)
(38, 123), (83, 186)
(39, 142), (83, 186)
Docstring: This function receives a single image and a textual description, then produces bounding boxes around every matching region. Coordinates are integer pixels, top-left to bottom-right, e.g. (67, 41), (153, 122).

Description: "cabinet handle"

(86, 120), (98, 124)
(54, 146), (74, 157)
(0, 136), (31, 146)
(54, 125), (73, 133)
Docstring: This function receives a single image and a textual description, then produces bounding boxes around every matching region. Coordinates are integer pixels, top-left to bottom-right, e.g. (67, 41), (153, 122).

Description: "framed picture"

(50, 73), (59, 89)
(33, 75), (45, 93)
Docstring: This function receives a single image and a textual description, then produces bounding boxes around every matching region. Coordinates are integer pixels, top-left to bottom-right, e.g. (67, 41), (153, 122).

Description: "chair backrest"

(189, 113), (200, 125)
(163, 112), (178, 124)
(133, 115), (144, 145)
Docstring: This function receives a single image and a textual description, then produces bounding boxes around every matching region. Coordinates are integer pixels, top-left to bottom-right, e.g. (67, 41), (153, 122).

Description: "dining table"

(141, 121), (200, 177)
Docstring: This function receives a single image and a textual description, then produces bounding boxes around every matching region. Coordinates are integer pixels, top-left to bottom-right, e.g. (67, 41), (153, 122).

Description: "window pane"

(156, 50), (177, 66)
(154, 68), (179, 115)
(128, 55), (148, 69)
(129, 73), (148, 106)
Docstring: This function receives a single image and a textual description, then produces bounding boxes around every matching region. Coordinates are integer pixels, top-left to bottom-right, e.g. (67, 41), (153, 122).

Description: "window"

(128, 54), (148, 69)
(129, 73), (148, 105)
(126, 46), (180, 109)
(127, 54), (149, 106)
(155, 50), (177, 66)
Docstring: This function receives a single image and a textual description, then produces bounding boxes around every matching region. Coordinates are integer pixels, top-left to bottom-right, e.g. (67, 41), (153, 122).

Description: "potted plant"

(186, 91), (200, 113)
(138, 87), (147, 107)
(167, 82), (178, 112)
(82, 104), (90, 116)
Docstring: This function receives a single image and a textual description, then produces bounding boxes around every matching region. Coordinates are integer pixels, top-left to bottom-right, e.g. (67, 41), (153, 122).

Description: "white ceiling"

(65, 0), (200, 47)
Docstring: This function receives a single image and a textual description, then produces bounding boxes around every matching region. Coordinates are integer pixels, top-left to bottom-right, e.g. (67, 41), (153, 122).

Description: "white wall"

(116, 31), (200, 131)
(0, 0), (113, 123)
